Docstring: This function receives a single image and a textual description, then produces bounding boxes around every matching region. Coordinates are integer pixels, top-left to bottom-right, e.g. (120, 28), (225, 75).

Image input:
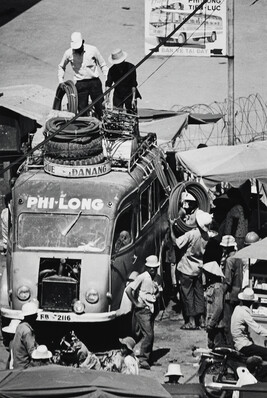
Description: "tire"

(199, 361), (238, 398)
(208, 32), (217, 43)
(45, 117), (100, 141)
(177, 33), (186, 44)
(53, 80), (78, 114)
(44, 136), (103, 158)
(45, 152), (105, 166)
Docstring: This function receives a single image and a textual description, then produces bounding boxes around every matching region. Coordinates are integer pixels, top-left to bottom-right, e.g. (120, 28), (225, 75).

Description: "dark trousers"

(76, 78), (103, 119)
(207, 327), (226, 349)
(223, 300), (238, 347)
(240, 344), (267, 361)
(179, 272), (205, 318)
(113, 92), (136, 114)
(134, 307), (154, 362)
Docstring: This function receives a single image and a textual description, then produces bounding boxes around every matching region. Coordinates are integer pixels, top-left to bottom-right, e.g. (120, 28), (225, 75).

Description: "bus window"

(113, 205), (134, 252)
(140, 186), (150, 228)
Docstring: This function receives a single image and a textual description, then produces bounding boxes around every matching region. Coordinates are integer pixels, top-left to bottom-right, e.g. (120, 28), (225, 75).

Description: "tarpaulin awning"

(139, 113), (189, 145)
(0, 85), (55, 126)
(0, 365), (171, 398)
(138, 108), (223, 124)
(176, 141), (267, 188)
(233, 237), (267, 260)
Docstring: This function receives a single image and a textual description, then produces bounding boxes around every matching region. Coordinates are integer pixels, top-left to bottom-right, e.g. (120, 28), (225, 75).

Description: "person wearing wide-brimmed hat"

(30, 345), (52, 367)
(58, 32), (108, 119)
(118, 336), (139, 375)
(170, 209), (213, 330)
(219, 235), (244, 347)
(164, 363), (184, 384)
(105, 48), (141, 113)
(231, 288), (267, 360)
(126, 255), (162, 370)
(13, 301), (40, 369)
(202, 261), (226, 349)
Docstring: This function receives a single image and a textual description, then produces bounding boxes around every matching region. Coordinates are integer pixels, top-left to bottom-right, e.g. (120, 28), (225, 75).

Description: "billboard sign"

(145, 0), (227, 57)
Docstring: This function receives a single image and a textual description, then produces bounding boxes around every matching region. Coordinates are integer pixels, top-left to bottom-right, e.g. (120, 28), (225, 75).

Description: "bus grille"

(40, 275), (78, 312)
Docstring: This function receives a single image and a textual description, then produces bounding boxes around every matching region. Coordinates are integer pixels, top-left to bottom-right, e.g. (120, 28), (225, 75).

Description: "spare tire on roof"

(53, 80), (78, 114)
(44, 116), (100, 141)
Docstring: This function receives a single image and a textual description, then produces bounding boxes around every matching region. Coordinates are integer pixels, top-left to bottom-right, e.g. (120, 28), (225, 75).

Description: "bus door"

(110, 203), (136, 311)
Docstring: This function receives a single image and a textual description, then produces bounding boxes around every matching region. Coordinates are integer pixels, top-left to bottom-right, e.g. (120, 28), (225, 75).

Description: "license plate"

(39, 312), (71, 322)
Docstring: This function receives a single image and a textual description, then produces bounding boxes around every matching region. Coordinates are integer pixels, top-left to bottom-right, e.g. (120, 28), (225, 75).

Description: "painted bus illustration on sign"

(149, 7), (223, 46)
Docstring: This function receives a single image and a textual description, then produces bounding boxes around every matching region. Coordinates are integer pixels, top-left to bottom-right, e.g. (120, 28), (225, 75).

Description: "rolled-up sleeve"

(58, 51), (69, 83)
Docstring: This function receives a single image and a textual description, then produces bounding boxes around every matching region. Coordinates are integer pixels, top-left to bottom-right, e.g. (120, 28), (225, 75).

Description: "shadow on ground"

(0, 0), (41, 27)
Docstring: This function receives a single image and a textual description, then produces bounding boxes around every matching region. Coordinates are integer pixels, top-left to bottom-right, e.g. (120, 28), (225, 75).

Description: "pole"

(227, 0), (235, 145)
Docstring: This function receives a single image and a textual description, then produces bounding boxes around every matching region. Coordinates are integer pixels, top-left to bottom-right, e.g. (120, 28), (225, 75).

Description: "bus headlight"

(85, 289), (99, 304)
(17, 286), (31, 301)
(73, 300), (85, 314)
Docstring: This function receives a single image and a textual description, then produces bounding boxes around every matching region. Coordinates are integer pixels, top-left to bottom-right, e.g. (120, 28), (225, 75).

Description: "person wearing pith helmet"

(126, 255), (162, 370)
(105, 48), (141, 114)
(12, 301), (40, 369)
(170, 209), (213, 330)
(231, 287), (267, 360)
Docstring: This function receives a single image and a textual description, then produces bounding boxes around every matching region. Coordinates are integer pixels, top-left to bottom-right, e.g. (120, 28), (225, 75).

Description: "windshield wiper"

(61, 211), (82, 237)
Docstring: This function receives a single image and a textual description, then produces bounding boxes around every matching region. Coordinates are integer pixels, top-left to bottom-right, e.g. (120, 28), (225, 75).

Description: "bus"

(149, 8), (223, 45)
(0, 113), (174, 344)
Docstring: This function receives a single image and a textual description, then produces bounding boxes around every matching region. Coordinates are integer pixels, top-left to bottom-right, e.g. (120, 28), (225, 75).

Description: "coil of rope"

(52, 80), (78, 114)
(168, 181), (210, 235)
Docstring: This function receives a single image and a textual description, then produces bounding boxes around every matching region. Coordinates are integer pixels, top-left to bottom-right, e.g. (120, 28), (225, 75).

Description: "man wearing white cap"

(231, 288), (267, 360)
(170, 209), (213, 330)
(12, 301), (39, 369)
(105, 48), (141, 113)
(58, 32), (108, 119)
(126, 255), (162, 370)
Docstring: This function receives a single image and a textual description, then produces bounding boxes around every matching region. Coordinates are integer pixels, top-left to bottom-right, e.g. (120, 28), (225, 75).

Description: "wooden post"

(227, 0), (235, 145)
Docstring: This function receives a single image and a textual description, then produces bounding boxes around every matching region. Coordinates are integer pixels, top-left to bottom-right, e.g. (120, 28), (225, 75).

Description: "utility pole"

(227, 0), (235, 145)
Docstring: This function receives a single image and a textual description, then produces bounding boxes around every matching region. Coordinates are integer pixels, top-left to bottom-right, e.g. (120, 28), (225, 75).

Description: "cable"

(168, 181), (210, 235)
(52, 80), (78, 114)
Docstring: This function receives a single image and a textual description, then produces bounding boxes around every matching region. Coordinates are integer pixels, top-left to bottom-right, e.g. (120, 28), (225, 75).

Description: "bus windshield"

(18, 213), (109, 251)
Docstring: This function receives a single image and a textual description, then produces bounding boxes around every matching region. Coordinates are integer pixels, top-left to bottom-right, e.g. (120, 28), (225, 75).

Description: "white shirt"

(130, 271), (162, 313)
(231, 305), (267, 351)
(58, 44), (108, 83)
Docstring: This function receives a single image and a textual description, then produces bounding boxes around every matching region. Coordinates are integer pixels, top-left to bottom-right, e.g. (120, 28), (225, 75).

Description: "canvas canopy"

(176, 141), (267, 189)
(0, 365), (171, 398)
(233, 237), (267, 260)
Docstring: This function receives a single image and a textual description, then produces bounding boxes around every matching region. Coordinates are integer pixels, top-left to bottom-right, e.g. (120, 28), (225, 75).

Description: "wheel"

(177, 33), (186, 44)
(208, 32), (217, 42)
(199, 361), (238, 398)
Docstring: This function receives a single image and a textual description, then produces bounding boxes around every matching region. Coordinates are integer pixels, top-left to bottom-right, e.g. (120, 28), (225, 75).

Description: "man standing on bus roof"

(126, 255), (162, 370)
(105, 48), (141, 114)
(58, 32), (108, 119)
